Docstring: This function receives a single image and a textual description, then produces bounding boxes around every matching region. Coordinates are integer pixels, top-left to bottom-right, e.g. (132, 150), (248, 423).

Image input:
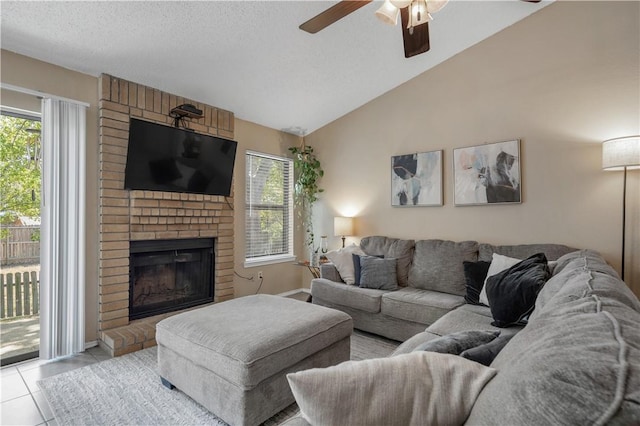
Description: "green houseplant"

(288, 143), (324, 261)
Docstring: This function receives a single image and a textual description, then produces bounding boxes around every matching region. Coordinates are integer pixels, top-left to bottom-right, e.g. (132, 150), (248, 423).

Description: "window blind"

(245, 151), (293, 262)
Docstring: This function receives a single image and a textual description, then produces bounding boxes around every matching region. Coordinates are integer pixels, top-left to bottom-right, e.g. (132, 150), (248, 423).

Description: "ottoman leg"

(161, 377), (175, 390)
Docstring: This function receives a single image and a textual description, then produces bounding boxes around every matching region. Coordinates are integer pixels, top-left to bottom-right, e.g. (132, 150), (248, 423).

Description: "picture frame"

(453, 140), (521, 206)
(391, 150), (443, 207)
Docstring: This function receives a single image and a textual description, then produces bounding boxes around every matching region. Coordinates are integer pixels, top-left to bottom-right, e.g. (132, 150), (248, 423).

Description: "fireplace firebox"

(129, 238), (214, 320)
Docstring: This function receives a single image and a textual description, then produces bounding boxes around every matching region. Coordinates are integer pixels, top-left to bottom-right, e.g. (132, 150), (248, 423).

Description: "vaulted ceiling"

(1, 1), (551, 134)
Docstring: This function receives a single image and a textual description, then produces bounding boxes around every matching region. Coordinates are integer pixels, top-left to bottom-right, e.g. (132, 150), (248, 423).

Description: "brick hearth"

(97, 74), (235, 356)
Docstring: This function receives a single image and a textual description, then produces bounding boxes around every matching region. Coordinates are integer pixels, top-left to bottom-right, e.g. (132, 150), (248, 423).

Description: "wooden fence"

(0, 271), (39, 319)
(0, 225), (40, 265)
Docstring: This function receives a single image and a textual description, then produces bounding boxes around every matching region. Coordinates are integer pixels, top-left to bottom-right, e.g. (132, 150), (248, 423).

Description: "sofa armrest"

(320, 262), (343, 283)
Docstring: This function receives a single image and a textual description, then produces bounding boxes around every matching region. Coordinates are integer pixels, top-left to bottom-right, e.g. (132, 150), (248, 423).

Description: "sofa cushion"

(463, 260), (490, 305)
(478, 242), (575, 262)
(467, 291), (640, 424)
(325, 243), (365, 284)
(408, 239), (478, 296)
(359, 256), (398, 290)
(412, 330), (500, 354)
(530, 252), (640, 324)
(360, 236), (415, 287)
(427, 304), (523, 337)
(310, 278), (390, 313)
(381, 287), (465, 325)
(287, 351), (497, 426)
(486, 253), (551, 327)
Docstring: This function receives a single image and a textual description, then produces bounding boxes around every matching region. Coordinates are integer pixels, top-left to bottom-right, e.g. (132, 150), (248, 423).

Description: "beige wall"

(306, 1), (640, 295)
(232, 119), (308, 296)
(1, 49), (100, 343)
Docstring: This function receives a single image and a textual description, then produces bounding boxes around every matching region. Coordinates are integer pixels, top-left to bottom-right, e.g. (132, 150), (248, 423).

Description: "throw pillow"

(407, 240), (479, 296)
(460, 333), (516, 366)
(287, 351), (497, 426)
(479, 253), (522, 306)
(412, 330), (500, 354)
(359, 257), (398, 290)
(352, 254), (384, 286)
(486, 253), (551, 328)
(463, 261), (491, 305)
(360, 236), (415, 286)
(325, 244), (365, 284)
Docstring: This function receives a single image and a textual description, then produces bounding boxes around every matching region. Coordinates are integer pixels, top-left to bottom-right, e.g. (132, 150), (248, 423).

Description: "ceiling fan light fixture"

(375, 0), (400, 26)
(390, 0), (412, 9)
(426, 0), (449, 14)
(407, 0), (432, 28)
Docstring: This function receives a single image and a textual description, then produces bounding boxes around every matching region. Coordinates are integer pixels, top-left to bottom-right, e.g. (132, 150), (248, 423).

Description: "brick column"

(97, 74), (235, 356)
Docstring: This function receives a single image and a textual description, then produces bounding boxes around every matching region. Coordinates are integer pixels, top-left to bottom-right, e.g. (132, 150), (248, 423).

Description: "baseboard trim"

(277, 288), (311, 297)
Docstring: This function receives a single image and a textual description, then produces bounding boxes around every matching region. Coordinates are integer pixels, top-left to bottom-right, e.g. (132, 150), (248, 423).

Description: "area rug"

(38, 331), (398, 425)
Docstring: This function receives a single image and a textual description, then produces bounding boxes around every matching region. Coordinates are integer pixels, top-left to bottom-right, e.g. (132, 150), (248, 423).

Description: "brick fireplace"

(98, 74), (235, 356)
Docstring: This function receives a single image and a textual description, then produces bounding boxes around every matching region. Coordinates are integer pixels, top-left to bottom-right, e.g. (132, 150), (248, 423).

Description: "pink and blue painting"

(453, 140), (521, 206)
(391, 150), (443, 207)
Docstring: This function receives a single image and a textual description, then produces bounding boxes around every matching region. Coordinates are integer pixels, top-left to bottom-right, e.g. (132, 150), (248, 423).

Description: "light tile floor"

(0, 346), (110, 426)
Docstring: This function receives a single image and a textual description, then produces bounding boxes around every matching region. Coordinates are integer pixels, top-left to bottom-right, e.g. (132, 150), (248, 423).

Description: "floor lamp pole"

(622, 167), (627, 281)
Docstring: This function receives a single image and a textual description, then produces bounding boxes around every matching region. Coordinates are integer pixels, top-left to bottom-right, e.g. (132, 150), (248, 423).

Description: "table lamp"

(334, 217), (354, 248)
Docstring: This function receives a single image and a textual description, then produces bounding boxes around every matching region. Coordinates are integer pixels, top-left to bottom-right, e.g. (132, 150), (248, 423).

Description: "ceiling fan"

(299, 0), (541, 59)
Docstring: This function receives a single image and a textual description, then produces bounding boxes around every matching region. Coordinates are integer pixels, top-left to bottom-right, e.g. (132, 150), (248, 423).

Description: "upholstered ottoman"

(156, 294), (353, 426)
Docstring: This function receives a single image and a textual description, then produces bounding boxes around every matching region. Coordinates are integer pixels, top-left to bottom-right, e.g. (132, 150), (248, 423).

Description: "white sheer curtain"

(40, 98), (86, 360)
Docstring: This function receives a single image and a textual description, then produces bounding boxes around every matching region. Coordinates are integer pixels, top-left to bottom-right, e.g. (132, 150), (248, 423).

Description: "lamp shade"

(334, 217), (354, 237)
(603, 136), (640, 171)
(375, 0), (400, 26)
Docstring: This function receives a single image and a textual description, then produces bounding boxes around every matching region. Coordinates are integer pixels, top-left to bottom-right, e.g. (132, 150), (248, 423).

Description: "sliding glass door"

(0, 110), (42, 366)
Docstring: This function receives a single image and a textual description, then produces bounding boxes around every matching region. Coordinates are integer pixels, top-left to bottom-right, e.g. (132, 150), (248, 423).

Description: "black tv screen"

(124, 118), (237, 196)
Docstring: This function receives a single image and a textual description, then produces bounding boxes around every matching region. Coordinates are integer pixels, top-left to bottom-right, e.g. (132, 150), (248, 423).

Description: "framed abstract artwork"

(453, 140), (521, 206)
(391, 150), (443, 207)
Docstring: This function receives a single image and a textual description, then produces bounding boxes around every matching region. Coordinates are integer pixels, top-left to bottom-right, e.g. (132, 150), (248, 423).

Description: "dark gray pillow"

(460, 334), (515, 366)
(486, 253), (551, 327)
(463, 260), (491, 305)
(353, 254), (384, 286)
(359, 257), (398, 290)
(412, 330), (500, 355)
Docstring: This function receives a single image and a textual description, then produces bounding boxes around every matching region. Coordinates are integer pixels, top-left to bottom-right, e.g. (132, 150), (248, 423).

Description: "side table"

(295, 262), (320, 279)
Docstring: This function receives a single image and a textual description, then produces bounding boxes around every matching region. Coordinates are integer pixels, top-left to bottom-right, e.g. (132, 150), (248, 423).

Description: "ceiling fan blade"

(299, 0), (372, 34)
(400, 7), (430, 58)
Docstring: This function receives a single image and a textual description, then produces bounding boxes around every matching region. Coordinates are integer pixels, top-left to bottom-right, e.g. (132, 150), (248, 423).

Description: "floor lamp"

(602, 136), (640, 281)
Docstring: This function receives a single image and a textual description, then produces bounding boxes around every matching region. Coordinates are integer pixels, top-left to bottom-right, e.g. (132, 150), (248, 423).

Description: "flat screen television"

(124, 118), (237, 196)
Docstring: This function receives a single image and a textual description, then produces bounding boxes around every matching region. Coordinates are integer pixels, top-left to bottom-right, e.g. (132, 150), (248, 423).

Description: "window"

(245, 151), (294, 266)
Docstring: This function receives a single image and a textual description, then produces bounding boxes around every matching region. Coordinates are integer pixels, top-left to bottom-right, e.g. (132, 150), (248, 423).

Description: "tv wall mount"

(170, 104), (204, 128)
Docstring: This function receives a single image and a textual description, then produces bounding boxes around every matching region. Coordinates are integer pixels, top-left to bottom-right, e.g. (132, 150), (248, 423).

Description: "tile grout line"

(18, 364), (48, 424)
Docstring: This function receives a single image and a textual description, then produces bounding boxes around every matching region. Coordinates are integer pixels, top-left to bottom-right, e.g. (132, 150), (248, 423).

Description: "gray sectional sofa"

(299, 237), (640, 423)
(311, 236), (575, 341)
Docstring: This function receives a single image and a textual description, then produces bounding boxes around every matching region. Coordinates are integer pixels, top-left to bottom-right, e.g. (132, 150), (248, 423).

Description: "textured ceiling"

(1, 1), (551, 135)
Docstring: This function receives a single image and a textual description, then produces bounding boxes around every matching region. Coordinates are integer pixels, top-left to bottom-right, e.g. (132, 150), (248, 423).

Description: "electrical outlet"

(258, 271), (263, 279)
